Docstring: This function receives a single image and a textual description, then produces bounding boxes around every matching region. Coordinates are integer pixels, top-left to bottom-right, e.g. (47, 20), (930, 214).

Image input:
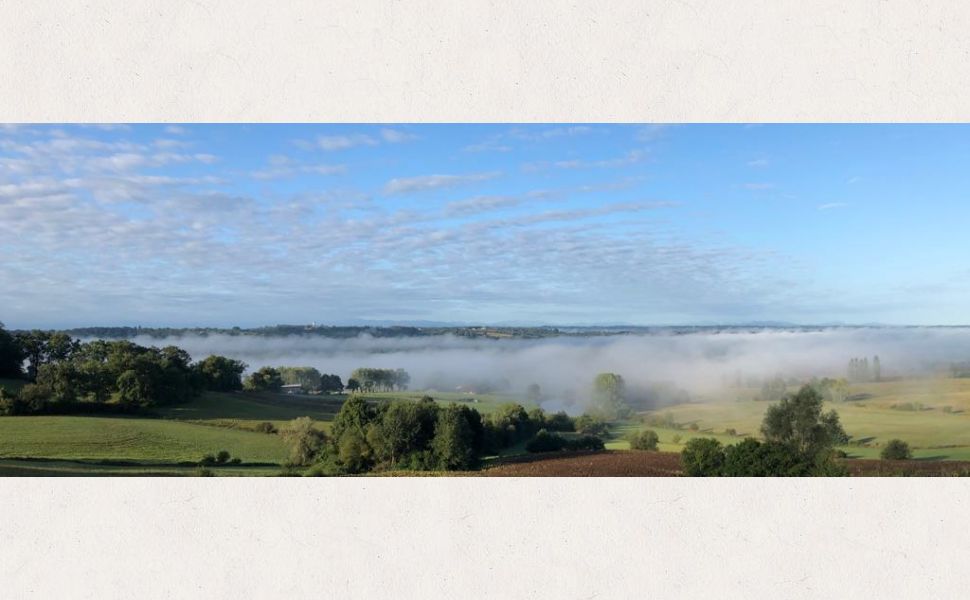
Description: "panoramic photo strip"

(2, 123), (969, 476)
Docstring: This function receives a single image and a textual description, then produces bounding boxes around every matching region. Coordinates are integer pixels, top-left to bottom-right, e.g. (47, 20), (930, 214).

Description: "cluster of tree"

(195, 355), (247, 391)
(318, 373), (343, 393)
(241, 366), (345, 393)
(348, 368), (411, 392)
(0, 325), (249, 415)
(277, 366), (322, 390)
(278, 396), (594, 474)
(243, 366), (284, 392)
(199, 449), (242, 466)
(681, 385), (850, 476)
(848, 356), (881, 382)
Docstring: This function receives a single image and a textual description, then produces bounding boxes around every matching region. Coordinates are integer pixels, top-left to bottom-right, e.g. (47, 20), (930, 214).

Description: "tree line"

(242, 366), (344, 393)
(0, 325), (252, 415)
(848, 355), (881, 383)
(279, 395), (603, 474)
(347, 368), (411, 392)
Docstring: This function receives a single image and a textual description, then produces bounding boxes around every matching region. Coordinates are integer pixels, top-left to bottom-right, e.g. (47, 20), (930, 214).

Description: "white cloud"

(634, 125), (672, 142)
(316, 134), (378, 151)
(383, 171), (500, 195)
(525, 149), (646, 172)
(464, 135), (513, 153)
(510, 126), (596, 141)
(817, 202), (849, 210)
(747, 158), (769, 167)
(444, 195), (520, 217)
(250, 154), (347, 180)
(743, 182), (773, 190)
(380, 128), (419, 143)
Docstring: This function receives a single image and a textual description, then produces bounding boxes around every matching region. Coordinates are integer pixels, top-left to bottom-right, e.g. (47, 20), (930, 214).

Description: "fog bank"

(95, 328), (970, 406)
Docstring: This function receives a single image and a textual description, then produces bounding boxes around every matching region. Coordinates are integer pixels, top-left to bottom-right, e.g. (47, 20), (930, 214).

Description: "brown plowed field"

(482, 450), (970, 477)
(483, 450), (684, 476)
(844, 458), (970, 477)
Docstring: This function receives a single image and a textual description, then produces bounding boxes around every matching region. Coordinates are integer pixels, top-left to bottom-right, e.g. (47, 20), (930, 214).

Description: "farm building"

(280, 384), (304, 394)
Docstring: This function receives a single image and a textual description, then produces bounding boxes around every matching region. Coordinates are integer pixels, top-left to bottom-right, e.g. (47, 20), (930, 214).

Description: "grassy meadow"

(5, 376), (970, 474)
(0, 387), (533, 475)
(622, 377), (970, 460)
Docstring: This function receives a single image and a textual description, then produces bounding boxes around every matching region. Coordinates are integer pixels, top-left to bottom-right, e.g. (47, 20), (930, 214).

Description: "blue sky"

(1, 123), (968, 328)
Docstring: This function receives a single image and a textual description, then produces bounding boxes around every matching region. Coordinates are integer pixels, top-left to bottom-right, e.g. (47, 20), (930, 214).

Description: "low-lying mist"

(95, 327), (970, 411)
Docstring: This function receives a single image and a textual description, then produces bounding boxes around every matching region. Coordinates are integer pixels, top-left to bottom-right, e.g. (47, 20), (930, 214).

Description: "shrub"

(881, 439), (913, 460)
(684, 437), (847, 477)
(545, 411), (575, 432)
(337, 429), (371, 473)
(199, 454), (216, 466)
(628, 429), (659, 451)
(687, 423), (699, 432)
(722, 438), (812, 476)
(254, 421), (277, 434)
(215, 450), (231, 464)
(671, 434), (682, 444)
(725, 428), (737, 436)
(681, 438), (724, 476)
(525, 430), (605, 453)
(574, 414), (609, 436)
(526, 430), (568, 453)
(568, 435), (605, 451)
(280, 416), (327, 466)
(0, 388), (17, 416)
(228, 457), (242, 465)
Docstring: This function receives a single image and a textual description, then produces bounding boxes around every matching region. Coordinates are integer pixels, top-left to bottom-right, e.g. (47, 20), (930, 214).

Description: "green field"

(0, 388), (533, 476)
(626, 377), (970, 460)
(0, 414), (288, 462)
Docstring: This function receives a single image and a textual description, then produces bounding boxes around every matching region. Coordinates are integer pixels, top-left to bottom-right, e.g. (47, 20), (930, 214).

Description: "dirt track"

(482, 450), (970, 477)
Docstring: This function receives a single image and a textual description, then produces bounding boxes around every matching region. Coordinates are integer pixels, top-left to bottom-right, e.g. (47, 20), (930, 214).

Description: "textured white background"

(2, 1), (970, 598)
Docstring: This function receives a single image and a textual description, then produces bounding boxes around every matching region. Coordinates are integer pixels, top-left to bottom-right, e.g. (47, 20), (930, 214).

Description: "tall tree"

(761, 385), (848, 457)
(432, 404), (477, 470)
(591, 372), (629, 420)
